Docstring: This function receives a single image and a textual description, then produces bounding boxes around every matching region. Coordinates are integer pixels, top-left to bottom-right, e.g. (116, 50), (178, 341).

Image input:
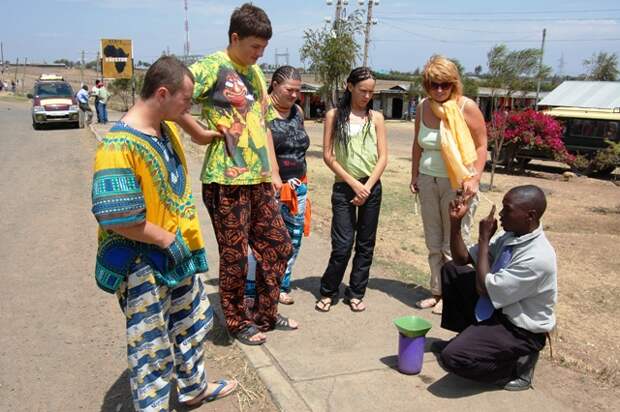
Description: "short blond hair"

(422, 55), (463, 98)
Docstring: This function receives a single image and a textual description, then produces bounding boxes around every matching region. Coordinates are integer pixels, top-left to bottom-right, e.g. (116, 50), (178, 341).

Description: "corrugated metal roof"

(477, 87), (547, 99)
(544, 107), (620, 121)
(538, 81), (620, 110)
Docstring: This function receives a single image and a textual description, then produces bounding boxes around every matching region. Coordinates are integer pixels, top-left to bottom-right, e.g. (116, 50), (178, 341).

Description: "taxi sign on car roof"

(38, 74), (64, 81)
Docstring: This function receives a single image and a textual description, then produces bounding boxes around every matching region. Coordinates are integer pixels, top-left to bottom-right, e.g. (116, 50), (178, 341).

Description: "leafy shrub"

(573, 139), (620, 175)
(488, 109), (575, 164)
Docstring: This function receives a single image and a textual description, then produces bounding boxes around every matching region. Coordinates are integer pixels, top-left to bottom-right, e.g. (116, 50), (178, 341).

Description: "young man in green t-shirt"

(178, 3), (298, 345)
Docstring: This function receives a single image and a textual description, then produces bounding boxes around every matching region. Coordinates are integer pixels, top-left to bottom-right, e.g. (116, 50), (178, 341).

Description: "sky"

(2, 0), (620, 76)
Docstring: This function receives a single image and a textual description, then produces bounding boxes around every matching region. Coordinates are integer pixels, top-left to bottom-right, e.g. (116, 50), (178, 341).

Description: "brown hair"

(268, 65), (301, 93)
(140, 56), (194, 99)
(422, 55), (463, 98)
(228, 3), (272, 42)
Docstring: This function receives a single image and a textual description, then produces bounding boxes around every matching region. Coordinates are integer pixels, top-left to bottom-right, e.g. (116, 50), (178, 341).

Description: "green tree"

(474, 65), (483, 76)
(485, 44), (550, 188)
(108, 74), (144, 111)
(449, 58), (479, 99)
(300, 11), (363, 108)
(583, 52), (619, 81)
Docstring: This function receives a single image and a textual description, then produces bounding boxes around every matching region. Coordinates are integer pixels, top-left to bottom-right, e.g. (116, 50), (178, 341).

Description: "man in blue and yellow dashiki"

(90, 56), (237, 411)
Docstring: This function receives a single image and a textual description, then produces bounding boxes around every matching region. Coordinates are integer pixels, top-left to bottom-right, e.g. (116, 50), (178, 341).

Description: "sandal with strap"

(344, 298), (366, 312)
(274, 314), (298, 331)
(235, 325), (266, 346)
(315, 297), (332, 312)
(415, 297), (439, 309)
(279, 292), (295, 305)
(182, 379), (238, 406)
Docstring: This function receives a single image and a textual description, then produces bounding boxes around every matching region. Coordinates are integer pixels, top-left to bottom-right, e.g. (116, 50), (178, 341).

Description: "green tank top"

(418, 100), (448, 178)
(334, 119), (378, 181)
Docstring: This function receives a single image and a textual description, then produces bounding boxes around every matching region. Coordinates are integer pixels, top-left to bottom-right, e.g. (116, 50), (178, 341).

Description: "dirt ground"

(303, 120), (620, 389)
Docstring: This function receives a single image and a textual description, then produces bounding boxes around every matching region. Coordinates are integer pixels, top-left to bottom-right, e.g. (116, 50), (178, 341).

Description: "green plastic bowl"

(394, 315), (432, 338)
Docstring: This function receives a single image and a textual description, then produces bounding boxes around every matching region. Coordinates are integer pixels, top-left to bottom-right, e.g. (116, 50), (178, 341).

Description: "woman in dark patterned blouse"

(246, 66), (310, 307)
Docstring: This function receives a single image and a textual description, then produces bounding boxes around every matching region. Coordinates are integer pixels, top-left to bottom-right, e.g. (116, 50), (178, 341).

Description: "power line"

(381, 22), (619, 44)
(376, 14), (620, 22)
(376, 8), (620, 16)
(390, 20), (540, 34)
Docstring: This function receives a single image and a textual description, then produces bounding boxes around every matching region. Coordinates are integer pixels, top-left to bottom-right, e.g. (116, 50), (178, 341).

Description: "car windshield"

(35, 82), (74, 98)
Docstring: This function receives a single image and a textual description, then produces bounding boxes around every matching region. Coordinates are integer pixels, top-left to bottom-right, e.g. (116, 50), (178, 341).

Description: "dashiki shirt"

(190, 51), (276, 185)
(91, 121), (208, 293)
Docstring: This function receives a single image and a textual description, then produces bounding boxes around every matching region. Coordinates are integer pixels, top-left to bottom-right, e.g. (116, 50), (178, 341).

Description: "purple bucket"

(397, 333), (425, 375)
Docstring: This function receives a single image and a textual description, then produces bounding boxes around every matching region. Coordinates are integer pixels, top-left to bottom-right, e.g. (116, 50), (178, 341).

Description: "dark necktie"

(475, 245), (513, 322)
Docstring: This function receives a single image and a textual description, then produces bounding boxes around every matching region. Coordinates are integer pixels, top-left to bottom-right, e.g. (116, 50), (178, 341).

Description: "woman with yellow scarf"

(410, 55), (488, 314)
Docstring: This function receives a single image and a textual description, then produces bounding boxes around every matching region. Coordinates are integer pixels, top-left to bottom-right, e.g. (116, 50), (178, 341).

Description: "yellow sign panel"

(101, 39), (133, 79)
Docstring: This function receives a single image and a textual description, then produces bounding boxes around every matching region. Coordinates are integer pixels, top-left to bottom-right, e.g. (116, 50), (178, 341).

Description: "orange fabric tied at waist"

(279, 176), (311, 236)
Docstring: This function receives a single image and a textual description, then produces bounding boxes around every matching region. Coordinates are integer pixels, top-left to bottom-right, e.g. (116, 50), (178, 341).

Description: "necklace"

(270, 95), (291, 119)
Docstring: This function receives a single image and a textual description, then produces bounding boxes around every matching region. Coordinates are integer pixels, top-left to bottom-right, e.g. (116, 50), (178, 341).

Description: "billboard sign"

(101, 39), (133, 79)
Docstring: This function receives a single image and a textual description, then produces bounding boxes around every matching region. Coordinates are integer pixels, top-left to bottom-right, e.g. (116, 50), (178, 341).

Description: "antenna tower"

(184, 0), (191, 62)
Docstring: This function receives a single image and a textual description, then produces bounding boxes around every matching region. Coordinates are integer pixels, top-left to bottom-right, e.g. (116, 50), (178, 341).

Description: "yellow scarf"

(429, 98), (477, 189)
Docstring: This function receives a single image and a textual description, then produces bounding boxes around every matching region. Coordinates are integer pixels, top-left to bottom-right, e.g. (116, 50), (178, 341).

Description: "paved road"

(0, 99), (130, 410)
(0, 100), (244, 412)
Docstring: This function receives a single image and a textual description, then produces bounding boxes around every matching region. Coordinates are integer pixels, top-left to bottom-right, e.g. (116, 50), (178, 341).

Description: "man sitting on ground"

(437, 184), (557, 391)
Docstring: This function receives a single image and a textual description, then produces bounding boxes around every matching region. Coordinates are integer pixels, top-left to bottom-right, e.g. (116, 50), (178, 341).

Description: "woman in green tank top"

(315, 67), (388, 313)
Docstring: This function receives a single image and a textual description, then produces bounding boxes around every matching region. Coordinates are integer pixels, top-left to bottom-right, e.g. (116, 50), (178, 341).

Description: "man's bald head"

(506, 185), (547, 220)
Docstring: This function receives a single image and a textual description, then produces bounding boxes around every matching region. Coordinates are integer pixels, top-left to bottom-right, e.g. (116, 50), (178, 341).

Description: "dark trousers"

(94, 99), (101, 122)
(320, 179), (382, 300)
(439, 262), (546, 384)
(203, 183), (293, 334)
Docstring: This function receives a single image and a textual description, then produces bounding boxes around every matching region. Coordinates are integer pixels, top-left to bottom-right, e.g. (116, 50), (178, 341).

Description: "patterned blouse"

(270, 104), (310, 181)
(91, 121), (208, 293)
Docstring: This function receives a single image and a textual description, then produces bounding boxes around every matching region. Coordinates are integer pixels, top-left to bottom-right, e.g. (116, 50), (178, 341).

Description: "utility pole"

(183, 0), (191, 63)
(14, 57), (19, 84)
(1, 42), (4, 80)
(22, 57), (27, 93)
(327, 0), (349, 30)
(534, 28), (546, 111)
(96, 50), (101, 80)
(80, 50), (85, 85)
(362, 1), (377, 68)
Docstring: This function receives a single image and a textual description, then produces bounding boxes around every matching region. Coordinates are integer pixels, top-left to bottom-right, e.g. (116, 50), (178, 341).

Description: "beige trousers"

(417, 174), (478, 296)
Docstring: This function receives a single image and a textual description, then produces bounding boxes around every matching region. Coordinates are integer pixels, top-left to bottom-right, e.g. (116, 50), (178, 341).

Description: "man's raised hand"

(479, 205), (498, 242)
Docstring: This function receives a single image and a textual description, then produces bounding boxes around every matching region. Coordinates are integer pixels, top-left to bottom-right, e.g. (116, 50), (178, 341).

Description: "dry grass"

(202, 322), (277, 412)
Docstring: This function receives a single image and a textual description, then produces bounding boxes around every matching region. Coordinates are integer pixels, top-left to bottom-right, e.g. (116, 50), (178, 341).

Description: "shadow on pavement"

(367, 277), (430, 309)
(379, 355), (399, 371)
(427, 373), (500, 399)
(101, 370), (132, 412)
(290, 275), (432, 310)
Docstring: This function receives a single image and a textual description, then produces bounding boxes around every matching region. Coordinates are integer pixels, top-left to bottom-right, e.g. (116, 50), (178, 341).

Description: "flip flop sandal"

(274, 314), (298, 331)
(235, 325), (266, 346)
(279, 292), (295, 305)
(415, 297), (438, 309)
(344, 298), (366, 312)
(315, 297), (332, 312)
(183, 379), (238, 407)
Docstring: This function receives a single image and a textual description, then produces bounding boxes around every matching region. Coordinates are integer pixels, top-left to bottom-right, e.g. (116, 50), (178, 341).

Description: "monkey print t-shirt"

(190, 51), (276, 185)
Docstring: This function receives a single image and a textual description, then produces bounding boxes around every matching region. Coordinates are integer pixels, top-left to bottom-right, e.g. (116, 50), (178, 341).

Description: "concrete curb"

(201, 275), (312, 412)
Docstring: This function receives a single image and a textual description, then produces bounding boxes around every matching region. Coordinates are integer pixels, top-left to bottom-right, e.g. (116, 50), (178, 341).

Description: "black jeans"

(439, 262), (546, 384)
(320, 179), (382, 300)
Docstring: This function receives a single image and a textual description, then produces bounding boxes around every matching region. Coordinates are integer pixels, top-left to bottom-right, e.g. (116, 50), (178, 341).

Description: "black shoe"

(504, 351), (539, 391)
